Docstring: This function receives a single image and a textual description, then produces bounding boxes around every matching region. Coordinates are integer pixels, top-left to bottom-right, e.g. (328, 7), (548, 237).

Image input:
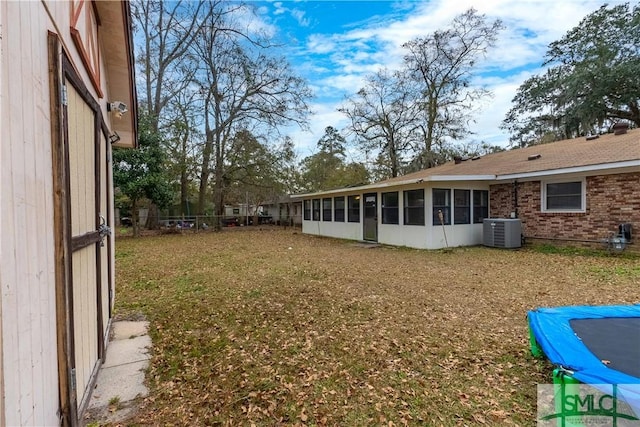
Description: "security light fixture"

(107, 101), (128, 118)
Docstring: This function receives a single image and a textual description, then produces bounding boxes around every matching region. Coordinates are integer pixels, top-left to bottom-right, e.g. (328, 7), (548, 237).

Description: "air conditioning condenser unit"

(483, 218), (522, 248)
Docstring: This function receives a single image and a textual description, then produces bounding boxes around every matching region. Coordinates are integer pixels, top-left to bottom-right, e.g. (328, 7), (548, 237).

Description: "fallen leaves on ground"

(111, 228), (640, 426)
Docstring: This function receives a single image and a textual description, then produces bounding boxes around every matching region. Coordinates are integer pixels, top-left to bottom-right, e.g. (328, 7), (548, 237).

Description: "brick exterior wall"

(489, 172), (640, 245)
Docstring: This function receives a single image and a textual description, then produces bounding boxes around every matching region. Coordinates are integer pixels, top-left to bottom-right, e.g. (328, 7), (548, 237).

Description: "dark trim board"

(49, 31), (78, 427)
(71, 231), (101, 252)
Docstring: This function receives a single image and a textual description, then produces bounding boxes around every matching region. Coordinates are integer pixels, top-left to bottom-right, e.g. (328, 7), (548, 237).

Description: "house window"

(473, 190), (489, 223)
(381, 192), (399, 224)
(322, 198), (332, 221)
(303, 200), (311, 221)
(544, 180), (585, 211)
(348, 195), (360, 222)
(334, 196), (345, 222)
(404, 189), (425, 225)
(433, 189), (451, 225)
(454, 189), (470, 225)
(312, 199), (320, 221)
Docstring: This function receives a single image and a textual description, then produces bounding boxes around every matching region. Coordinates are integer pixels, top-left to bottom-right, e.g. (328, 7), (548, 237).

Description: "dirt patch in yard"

(111, 229), (640, 426)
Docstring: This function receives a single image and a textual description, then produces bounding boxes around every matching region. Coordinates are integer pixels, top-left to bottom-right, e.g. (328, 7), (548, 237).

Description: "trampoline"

(528, 305), (640, 416)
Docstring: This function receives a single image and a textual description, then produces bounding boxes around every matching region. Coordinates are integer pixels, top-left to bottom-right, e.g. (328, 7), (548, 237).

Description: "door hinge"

(61, 84), (68, 106)
(70, 368), (76, 391)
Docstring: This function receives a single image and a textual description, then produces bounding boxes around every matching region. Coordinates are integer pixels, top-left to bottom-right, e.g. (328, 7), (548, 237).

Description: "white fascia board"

(290, 185), (377, 199)
(290, 179), (423, 198)
(290, 188), (366, 199)
(497, 160), (640, 180)
(290, 175), (496, 198)
(427, 175), (496, 181)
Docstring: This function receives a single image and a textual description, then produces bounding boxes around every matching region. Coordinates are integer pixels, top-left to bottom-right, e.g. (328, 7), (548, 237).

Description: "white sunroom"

(293, 176), (492, 250)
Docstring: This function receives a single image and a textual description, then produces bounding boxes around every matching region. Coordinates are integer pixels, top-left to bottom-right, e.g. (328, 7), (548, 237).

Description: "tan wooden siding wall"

(0, 2), (60, 425)
(2, 1), (121, 423)
(67, 82), (100, 404)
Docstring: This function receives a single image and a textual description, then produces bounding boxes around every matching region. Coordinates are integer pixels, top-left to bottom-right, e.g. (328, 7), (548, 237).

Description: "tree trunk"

(146, 203), (159, 230)
(198, 156), (211, 215)
(388, 134), (399, 178)
(180, 131), (189, 215)
(198, 105), (213, 215)
(132, 198), (139, 238)
(181, 168), (189, 215)
(213, 139), (224, 231)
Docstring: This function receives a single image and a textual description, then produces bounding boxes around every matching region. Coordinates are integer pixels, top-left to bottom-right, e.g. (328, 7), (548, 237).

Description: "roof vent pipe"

(613, 122), (629, 135)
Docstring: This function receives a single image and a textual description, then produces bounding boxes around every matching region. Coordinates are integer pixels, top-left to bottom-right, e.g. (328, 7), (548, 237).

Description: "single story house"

(262, 196), (303, 226)
(292, 127), (639, 250)
(0, 1), (137, 425)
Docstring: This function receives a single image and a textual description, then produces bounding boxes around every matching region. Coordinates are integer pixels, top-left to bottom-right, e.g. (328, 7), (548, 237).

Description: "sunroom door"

(363, 193), (378, 241)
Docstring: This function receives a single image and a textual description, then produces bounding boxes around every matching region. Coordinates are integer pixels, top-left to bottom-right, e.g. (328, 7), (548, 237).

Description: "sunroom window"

(312, 198), (320, 221)
(454, 189), (470, 225)
(334, 196), (345, 222)
(473, 190), (489, 223)
(432, 189), (451, 225)
(404, 189), (425, 225)
(322, 198), (332, 221)
(382, 192), (399, 224)
(348, 195), (360, 222)
(303, 200), (311, 221)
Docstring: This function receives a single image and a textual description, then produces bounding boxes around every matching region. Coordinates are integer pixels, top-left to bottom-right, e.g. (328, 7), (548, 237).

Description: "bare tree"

(340, 69), (420, 179)
(163, 91), (203, 215)
(192, 4), (312, 227)
(132, 0), (213, 131)
(131, 0), (218, 227)
(403, 8), (503, 168)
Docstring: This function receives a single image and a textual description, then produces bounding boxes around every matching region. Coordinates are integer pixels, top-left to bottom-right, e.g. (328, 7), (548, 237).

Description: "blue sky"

(244, 0), (626, 159)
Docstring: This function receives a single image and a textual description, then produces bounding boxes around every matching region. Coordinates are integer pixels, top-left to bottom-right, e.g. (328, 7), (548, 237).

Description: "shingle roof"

(382, 128), (640, 184)
(292, 129), (640, 198)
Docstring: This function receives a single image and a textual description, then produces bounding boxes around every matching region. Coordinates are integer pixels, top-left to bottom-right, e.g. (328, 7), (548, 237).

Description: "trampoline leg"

(528, 322), (543, 358)
(552, 369), (585, 427)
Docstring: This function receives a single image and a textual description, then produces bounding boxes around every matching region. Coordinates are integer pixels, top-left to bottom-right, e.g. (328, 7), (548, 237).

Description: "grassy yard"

(112, 228), (640, 426)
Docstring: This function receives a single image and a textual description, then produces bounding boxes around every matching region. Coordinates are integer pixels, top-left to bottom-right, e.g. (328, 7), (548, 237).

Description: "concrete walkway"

(85, 321), (151, 425)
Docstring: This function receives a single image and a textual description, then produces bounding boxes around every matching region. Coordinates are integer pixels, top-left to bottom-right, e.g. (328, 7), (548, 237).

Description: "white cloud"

(306, 34), (337, 54)
(272, 2), (285, 15)
(282, 0), (629, 154)
(468, 70), (539, 146)
(230, 3), (278, 39)
(270, 2), (310, 26)
(286, 102), (351, 157)
(290, 9), (310, 27)
(317, 73), (367, 94)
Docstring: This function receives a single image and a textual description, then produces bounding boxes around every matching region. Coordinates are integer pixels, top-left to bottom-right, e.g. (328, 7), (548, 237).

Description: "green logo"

(538, 383), (640, 426)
